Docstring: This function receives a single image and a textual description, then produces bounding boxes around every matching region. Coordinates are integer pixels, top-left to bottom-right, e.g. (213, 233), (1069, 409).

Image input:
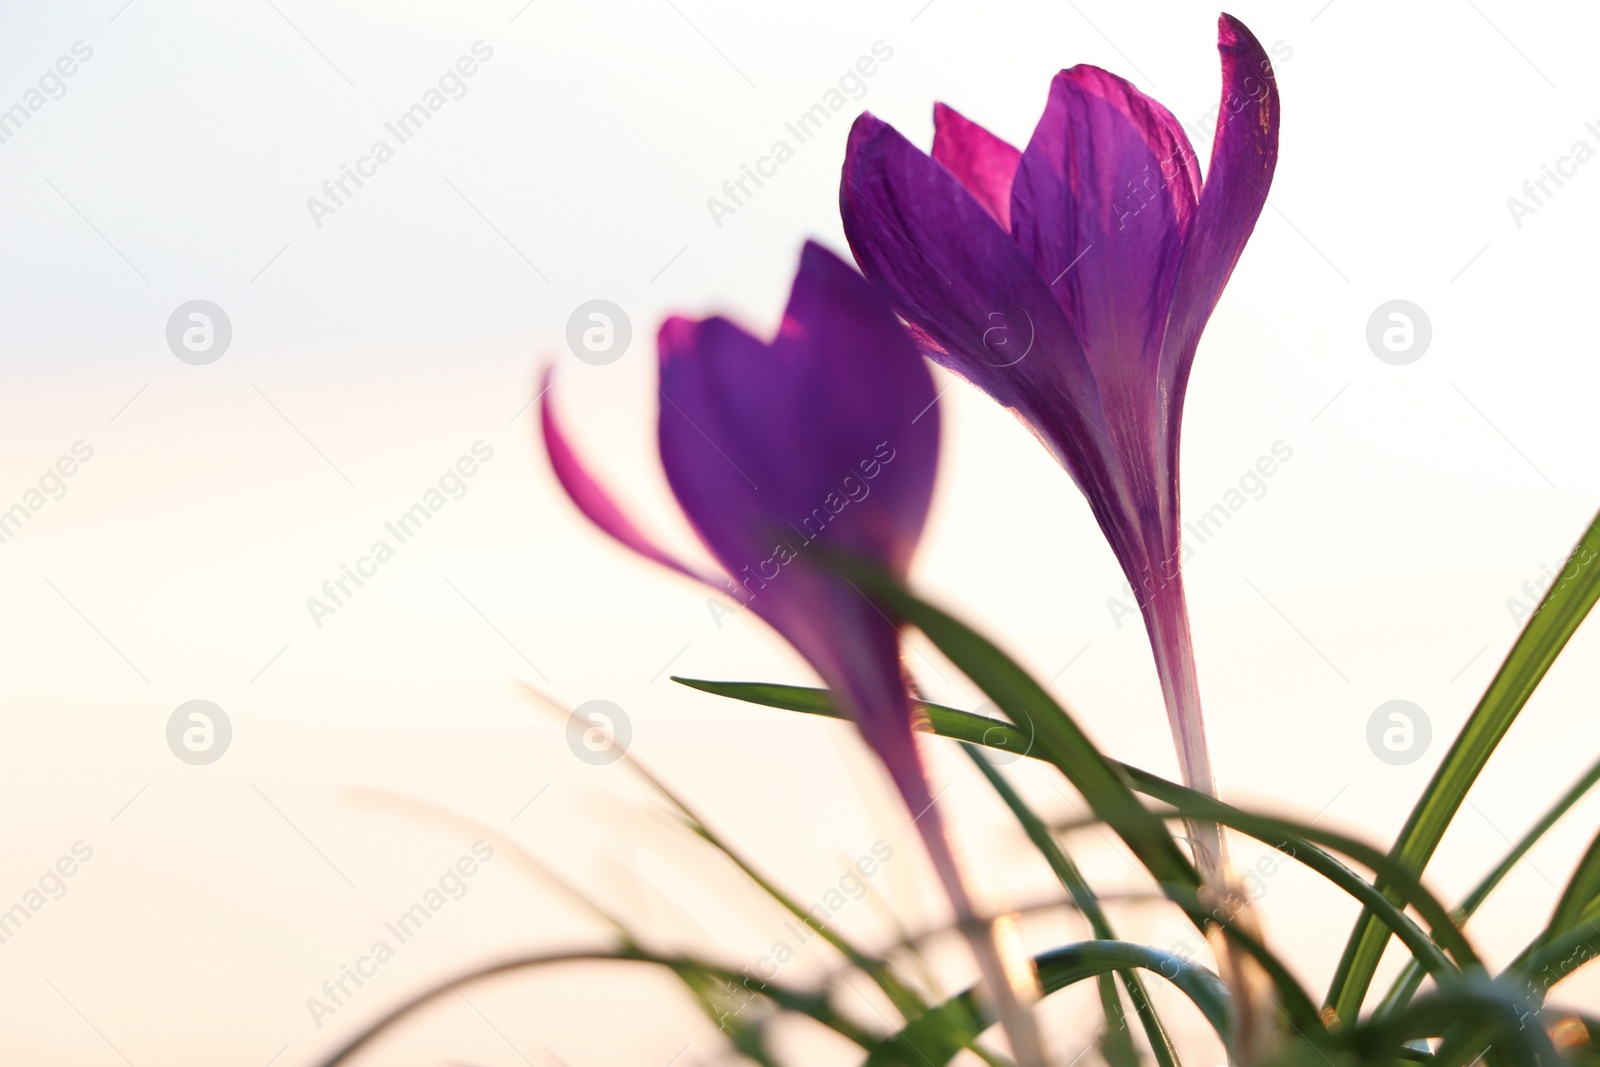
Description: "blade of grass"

(1328, 508), (1600, 1023)
(517, 683), (930, 1022)
(826, 562), (1330, 1048)
(1349, 975), (1555, 1067)
(820, 562), (1201, 899)
(1376, 753), (1600, 1019)
(1502, 894), (1600, 996)
(345, 788), (798, 1063)
(678, 677), (1473, 990)
(309, 949), (877, 1067)
(1159, 881), (1327, 1034)
(675, 675), (1027, 748)
(864, 941), (1233, 1067)
(1115, 770), (1476, 978)
(963, 743), (1180, 1067)
(672, 681), (1323, 1030)
(1540, 828), (1600, 956)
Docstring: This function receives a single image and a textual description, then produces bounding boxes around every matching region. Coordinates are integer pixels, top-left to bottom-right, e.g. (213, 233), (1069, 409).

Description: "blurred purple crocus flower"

(840, 15), (1280, 875)
(540, 242), (1043, 1058)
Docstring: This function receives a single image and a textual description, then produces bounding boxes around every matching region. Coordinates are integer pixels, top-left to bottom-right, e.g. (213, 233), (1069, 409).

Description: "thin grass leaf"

(521, 688), (1021, 1064)
(674, 680), (1325, 1031)
(1347, 973), (1556, 1067)
(1159, 882), (1328, 1034)
(677, 677), (1474, 991)
(308, 949), (877, 1067)
(516, 683), (930, 1022)
(1542, 829), (1600, 956)
(1503, 894), (1600, 997)
(963, 743), (1180, 1067)
(674, 675), (1028, 750)
(863, 571), (1332, 1032)
(1115, 770), (1477, 981)
(863, 941), (1233, 1067)
(1328, 508), (1600, 1024)
(819, 561), (1201, 899)
(345, 788), (799, 1062)
(1377, 753), (1600, 1019)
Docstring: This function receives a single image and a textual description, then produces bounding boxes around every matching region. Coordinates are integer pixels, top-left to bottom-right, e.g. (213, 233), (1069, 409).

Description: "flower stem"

(1140, 572), (1228, 883)
(882, 745), (1047, 1066)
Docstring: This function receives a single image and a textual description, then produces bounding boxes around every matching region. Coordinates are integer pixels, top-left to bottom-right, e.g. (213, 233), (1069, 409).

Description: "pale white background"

(0, 0), (1597, 1064)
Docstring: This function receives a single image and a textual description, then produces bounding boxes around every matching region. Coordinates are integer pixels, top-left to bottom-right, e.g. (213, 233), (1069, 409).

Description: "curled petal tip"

(845, 111), (899, 162)
(796, 237), (843, 277)
(535, 362), (555, 404)
(848, 110), (881, 137)
(657, 315), (701, 368)
(1218, 12), (1249, 40)
(931, 102), (1022, 230)
(539, 371), (710, 585)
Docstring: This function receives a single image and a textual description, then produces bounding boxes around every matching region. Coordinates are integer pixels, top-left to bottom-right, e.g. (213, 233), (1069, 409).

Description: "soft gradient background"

(1, 0), (1597, 1063)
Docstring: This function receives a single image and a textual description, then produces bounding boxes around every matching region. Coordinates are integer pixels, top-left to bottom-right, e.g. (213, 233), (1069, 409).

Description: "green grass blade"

(1159, 881), (1328, 1034)
(309, 948), (877, 1066)
(674, 675), (1028, 749)
(1376, 753), (1600, 1018)
(634, 758), (928, 1019)
(1349, 974), (1556, 1067)
(349, 789), (802, 1057)
(678, 676), (1473, 991)
(964, 743), (1180, 1067)
(1124, 782), (1473, 981)
(1328, 508), (1600, 1023)
(522, 683), (931, 1023)
(1502, 895), (1600, 995)
(864, 941), (1232, 1067)
(819, 563), (1201, 898)
(1541, 828), (1600, 955)
(677, 679), (1347, 1033)
(1457, 754), (1600, 920)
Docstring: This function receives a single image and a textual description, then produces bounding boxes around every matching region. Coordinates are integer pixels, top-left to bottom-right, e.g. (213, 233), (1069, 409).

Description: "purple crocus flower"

(540, 242), (1043, 1058)
(840, 15), (1279, 876)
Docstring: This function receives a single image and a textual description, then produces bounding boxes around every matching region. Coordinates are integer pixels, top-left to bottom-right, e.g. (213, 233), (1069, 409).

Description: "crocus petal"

(539, 367), (717, 586)
(841, 112), (1111, 481)
(1009, 67), (1195, 382)
(656, 242), (937, 742)
(1044, 65), (1201, 233)
(931, 102), (1022, 231)
(1158, 14), (1281, 425)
